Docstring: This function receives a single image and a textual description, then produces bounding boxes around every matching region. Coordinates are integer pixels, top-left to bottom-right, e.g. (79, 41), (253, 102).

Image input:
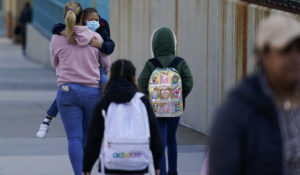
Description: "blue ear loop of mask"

(86, 20), (100, 32)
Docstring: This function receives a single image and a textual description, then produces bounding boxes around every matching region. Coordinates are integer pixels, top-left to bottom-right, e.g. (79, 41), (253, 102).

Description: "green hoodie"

(138, 27), (193, 99)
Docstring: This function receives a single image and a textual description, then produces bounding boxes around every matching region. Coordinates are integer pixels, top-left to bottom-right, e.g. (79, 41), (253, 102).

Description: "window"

(241, 0), (300, 13)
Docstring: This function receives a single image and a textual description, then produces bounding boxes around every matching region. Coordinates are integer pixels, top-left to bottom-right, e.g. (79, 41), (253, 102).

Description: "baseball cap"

(256, 14), (300, 50)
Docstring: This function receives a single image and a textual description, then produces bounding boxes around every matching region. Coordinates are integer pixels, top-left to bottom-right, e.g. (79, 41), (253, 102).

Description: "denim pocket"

(57, 90), (76, 106)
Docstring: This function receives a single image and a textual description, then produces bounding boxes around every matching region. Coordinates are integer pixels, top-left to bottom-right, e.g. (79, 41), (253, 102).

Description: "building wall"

(26, 24), (52, 68)
(109, 0), (299, 134)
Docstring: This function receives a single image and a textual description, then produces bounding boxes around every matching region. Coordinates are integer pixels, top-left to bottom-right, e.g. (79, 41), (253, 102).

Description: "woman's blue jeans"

(157, 117), (180, 175)
(56, 83), (100, 175)
(47, 67), (108, 117)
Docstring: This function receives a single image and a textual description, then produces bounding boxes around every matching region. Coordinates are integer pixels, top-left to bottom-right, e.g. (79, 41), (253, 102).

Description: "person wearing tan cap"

(209, 14), (300, 175)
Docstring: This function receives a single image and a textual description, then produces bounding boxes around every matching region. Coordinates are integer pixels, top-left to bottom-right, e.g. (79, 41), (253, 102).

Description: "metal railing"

(242, 0), (300, 13)
(32, 0), (110, 39)
(33, 0), (65, 38)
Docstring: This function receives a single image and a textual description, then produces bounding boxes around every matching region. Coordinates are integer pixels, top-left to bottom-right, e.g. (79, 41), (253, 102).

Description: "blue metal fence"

(32, 0), (110, 38)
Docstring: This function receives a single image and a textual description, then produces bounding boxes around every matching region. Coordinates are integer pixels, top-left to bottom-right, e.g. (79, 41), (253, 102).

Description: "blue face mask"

(86, 20), (100, 32)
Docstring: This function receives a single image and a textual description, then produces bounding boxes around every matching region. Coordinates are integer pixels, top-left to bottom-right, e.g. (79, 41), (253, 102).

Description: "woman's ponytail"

(64, 1), (82, 45)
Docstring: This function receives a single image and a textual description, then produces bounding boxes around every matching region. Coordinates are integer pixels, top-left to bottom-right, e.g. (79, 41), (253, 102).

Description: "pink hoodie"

(50, 26), (111, 88)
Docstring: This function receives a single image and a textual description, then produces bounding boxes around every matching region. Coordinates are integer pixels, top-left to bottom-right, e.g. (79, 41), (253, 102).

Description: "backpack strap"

(135, 92), (145, 99)
(101, 109), (107, 119)
(149, 57), (184, 69)
(149, 58), (163, 68)
(168, 57), (184, 68)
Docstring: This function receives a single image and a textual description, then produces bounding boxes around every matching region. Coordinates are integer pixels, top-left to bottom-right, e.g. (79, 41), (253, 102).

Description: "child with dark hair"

(36, 7), (114, 138)
(82, 59), (163, 175)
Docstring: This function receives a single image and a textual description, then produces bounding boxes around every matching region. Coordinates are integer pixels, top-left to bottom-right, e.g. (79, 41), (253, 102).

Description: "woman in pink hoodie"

(49, 2), (110, 175)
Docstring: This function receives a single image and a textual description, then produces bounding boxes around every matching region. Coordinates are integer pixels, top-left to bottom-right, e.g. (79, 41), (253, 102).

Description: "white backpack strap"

(147, 151), (155, 175)
(134, 92), (145, 99)
(100, 144), (105, 175)
(102, 109), (107, 119)
(100, 109), (107, 175)
(101, 155), (105, 175)
(149, 163), (155, 175)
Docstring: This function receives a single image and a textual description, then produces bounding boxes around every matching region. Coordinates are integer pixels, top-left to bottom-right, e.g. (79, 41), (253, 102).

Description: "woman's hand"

(156, 169), (160, 175)
(82, 172), (90, 175)
(89, 37), (102, 49)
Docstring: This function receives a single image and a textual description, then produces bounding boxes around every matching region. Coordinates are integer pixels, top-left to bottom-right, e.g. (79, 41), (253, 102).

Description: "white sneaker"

(36, 124), (49, 138)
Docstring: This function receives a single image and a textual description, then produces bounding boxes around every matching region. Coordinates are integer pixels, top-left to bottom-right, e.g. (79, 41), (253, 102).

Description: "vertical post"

(175, 0), (178, 38)
(175, 0), (178, 55)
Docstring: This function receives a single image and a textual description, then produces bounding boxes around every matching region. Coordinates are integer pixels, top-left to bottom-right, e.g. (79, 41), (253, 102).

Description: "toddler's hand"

(89, 37), (102, 49)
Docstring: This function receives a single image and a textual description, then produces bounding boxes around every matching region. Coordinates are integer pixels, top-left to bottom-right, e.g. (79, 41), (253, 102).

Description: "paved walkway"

(0, 38), (207, 175)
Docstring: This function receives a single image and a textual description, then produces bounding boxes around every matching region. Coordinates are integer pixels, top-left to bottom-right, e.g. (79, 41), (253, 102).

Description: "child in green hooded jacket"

(138, 27), (193, 175)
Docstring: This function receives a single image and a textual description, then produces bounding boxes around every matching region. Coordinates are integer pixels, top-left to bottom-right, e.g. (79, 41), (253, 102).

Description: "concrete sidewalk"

(0, 38), (207, 175)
